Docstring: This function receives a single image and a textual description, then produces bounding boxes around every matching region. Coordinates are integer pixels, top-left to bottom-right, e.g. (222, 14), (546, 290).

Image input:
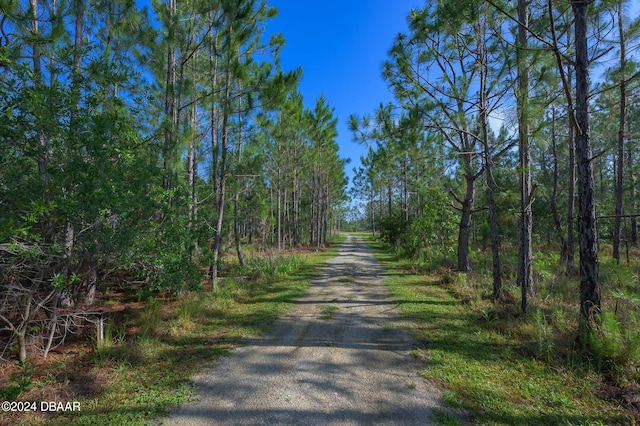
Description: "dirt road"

(160, 235), (447, 425)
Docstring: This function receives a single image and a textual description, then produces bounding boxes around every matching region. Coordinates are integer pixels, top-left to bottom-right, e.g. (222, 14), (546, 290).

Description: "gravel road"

(159, 235), (449, 425)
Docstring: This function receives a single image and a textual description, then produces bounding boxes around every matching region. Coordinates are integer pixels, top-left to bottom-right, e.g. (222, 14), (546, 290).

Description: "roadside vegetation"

(363, 233), (639, 425)
(0, 238), (342, 426)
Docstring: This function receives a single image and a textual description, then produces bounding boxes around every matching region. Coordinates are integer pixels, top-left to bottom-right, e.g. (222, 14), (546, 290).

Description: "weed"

(247, 253), (305, 280)
(318, 304), (340, 320)
(339, 276), (355, 284)
(432, 408), (465, 426)
(590, 311), (640, 386)
(0, 362), (33, 401)
(139, 298), (163, 337)
(442, 273), (455, 286)
(535, 310), (555, 363)
(94, 318), (125, 359)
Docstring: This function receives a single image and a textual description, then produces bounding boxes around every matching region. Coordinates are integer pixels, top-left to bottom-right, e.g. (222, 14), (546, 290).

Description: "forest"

(351, 0), (640, 340)
(346, 0), (640, 416)
(2, 0), (640, 423)
(0, 0), (347, 363)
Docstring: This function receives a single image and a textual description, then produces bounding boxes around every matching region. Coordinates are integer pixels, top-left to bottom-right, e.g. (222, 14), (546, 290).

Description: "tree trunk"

(458, 155), (475, 273)
(628, 143), (638, 245)
(516, 0), (534, 312)
(550, 108), (568, 257)
(566, 91), (576, 275)
(234, 101), (246, 266)
(572, 0), (601, 330)
(613, 0), (626, 264)
(210, 28), (233, 290)
(293, 141), (300, 246)
(277, 166), (282, 251)
(481, 114), (501, 300)
(163, 0), (177, 190)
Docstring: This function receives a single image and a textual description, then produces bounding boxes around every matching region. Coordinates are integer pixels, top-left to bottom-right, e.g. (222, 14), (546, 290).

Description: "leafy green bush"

(377, 187), (457, 262)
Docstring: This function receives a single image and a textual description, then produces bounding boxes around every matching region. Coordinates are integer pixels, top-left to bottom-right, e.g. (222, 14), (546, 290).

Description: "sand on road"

(159, 235), (452, 425)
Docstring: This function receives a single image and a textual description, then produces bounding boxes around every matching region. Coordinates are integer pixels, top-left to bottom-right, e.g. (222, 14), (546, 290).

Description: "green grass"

(363, 234), (634, 426)
(6, 235), (345, 426)
(318, 304), (340, 320)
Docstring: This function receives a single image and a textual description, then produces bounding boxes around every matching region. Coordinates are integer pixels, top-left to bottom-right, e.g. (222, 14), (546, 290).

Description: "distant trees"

(0, 0), (346, 361)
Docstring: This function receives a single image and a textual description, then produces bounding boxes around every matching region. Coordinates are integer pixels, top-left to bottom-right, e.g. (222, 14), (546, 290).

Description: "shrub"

(590, 311), (640, 386)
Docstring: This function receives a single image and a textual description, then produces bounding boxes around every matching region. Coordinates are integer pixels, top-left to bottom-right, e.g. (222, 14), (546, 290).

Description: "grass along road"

(364, 233), (634, 425)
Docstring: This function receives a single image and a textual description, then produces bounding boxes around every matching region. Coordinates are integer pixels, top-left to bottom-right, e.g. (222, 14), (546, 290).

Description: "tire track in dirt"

(159, 235), (450, 425)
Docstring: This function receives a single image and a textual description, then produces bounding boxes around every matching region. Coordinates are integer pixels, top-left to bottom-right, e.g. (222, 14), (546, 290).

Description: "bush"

(377, 187), (457, 262)
(590, 311), (640, 386)
(247, 253), (303, 280)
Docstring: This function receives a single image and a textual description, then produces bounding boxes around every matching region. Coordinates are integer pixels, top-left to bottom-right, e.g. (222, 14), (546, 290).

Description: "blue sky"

(267, 1), (640, 199)
(267, 0), (424, 191)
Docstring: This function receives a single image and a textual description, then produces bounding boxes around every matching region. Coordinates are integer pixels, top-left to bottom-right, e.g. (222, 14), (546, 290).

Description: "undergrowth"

(366, 234), (639, 425)
(1, 236), (344, 426)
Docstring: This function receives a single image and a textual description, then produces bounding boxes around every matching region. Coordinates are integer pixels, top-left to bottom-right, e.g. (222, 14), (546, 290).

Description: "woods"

(0, 0), (346, 362)
(350, 0), (640, 387)
(2, 0), (640, 423)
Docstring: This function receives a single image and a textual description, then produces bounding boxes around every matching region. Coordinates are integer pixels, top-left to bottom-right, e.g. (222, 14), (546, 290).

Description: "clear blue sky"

(267, 0), (424, 192)
(267, 1), (640, 199)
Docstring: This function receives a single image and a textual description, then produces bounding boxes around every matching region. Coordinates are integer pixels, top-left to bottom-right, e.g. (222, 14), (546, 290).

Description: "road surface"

(160, 235), (451, 425)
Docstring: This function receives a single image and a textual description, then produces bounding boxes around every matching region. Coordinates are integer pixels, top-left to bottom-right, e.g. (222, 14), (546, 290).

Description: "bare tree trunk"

(572, 0), (601, 330)
(613, 0), (626, 264)
(516, 0), (534, 312)
(403, 156), (409, 225)
(188, 96), (198, 232)
(566, 115), (577, 274)
(234, 101), (246, 266)
(550, 107), (568, 257)
(277, 166), (282, 251)
(163, 0), (177, 190)
(387, 175), (392, 217)
(209, 29), (220, 196)
(628, 143), (638, 245)
(43, 290), (61, 358)
(293, 141), (300, 246)
(480, 111), (501, 300)
(210, 29), (233, 290)
(458, 156), (475, 273)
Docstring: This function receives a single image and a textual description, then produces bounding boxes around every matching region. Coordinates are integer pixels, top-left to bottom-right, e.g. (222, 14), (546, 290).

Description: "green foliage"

(378, 214), (406, 246)
(378, 187), (457, 263)
(366, 234), (631, 424)
(535, 310), (556, 363)
(0, 363), (33, 401)
(139, 298), (163, 337)
(247, 253), (304, 279)
(94, 319), (126, 360)
(590, 311), (640, 386)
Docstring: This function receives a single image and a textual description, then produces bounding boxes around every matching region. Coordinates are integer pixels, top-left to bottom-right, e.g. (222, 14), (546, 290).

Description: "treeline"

(350, 0), (640, 330)
(0, 0), (346, 362)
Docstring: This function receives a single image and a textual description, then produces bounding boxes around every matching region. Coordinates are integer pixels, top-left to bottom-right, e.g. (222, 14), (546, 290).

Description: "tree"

(571, 0), (601, 329)
(516, 0), (534, 312)
(383, 5), (483, 272)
